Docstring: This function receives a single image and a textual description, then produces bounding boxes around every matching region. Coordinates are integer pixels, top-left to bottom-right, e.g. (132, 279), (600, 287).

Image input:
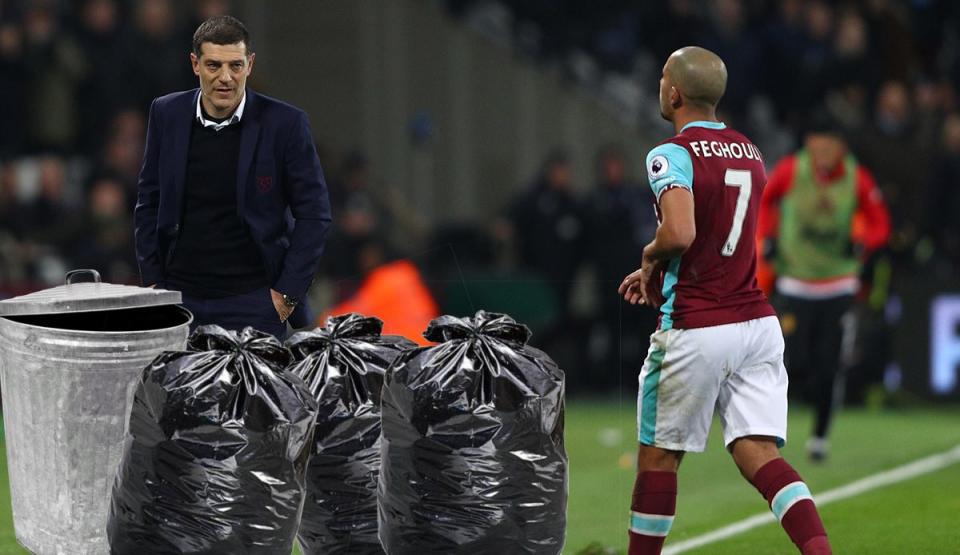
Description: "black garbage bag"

(286, 313), (417, 554)
(107, 325), (318, 555)
(378, 311), (567, 554)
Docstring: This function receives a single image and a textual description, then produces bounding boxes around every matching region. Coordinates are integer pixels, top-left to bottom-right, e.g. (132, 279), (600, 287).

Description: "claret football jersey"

(645, 120), (775, 330)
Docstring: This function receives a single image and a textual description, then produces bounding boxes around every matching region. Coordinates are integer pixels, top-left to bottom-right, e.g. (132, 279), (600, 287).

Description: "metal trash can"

(0, 269), (192, 555)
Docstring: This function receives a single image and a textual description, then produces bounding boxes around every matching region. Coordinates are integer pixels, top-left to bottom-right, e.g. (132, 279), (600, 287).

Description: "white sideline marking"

(663, 444), (960, 554)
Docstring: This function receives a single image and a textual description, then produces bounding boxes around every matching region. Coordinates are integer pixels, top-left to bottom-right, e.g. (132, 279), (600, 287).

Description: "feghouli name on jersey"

(689, 140), (763, 161)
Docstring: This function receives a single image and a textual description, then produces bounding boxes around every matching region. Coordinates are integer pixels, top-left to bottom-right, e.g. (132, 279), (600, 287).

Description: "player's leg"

(630, 445), (683, 555)
(631, 327), (722, 555)
(808, 294), (854, 460)
(776, 292), (816, 404)
(730, 437), (831, 554)
(720, 316), (831, 554)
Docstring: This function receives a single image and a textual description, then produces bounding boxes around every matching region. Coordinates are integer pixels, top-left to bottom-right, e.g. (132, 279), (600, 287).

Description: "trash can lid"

(0, 269), (183, 317)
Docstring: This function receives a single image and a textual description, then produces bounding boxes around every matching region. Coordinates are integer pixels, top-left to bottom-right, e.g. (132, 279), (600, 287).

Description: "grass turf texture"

(0, 402), (958, 554)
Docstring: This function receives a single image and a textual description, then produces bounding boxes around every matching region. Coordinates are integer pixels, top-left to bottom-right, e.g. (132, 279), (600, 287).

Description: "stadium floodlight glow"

(930, 295), (960, 395)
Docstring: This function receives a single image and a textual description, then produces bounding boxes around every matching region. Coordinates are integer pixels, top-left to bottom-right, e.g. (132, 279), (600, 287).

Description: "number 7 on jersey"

(721, 169), (752, 256)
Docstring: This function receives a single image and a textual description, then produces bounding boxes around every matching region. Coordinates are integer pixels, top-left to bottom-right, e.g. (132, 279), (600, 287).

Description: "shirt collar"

(680, 120), (727, 132)
(196, 90), (246, 130)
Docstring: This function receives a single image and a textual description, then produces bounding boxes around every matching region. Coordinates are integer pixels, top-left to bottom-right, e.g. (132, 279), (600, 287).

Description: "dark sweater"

(165, 118), (268, 298)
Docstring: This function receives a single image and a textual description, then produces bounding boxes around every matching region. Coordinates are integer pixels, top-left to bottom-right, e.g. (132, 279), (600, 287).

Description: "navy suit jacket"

(134, 88), (332, 321)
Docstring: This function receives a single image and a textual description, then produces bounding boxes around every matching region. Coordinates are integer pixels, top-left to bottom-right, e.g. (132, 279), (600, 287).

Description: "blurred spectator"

(912, 78), (950, 152)
(822, 9), (879, 128)
(330, 151), (387, 239)
(75, 0), (130, 154)
(696, 0), (761, 118)
(124, 0), (194, 109)
(796, 1), (834, 119)
(639, 1), (704, 71)
(324, 149), (428, 298)
(0, 156), (81, 286)
(506, 149), (586, 315)
(920, 113), (960, 272)
(0, 162), (22, 286)
(862, 0), (917, 82)
(591, 8), (638, 74)
(71, 174), (136, 283)
(319, 236), (439, 346)
(761, 0), (808, 122)
(849, 80), (926, 244)
(0, 162), (20, 231)
(19, 156), (81, 248)
(22, 2), (88, 151)
(0, 5), (25, 157)
(192, 0), (232, 26)
(584, 144), (658, 388)
(323, 151), (393, 297)
(97, 109), (147, 200)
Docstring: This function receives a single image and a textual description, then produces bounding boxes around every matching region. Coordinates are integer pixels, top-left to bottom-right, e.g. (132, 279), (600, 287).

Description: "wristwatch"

(281, 293), (299, 308)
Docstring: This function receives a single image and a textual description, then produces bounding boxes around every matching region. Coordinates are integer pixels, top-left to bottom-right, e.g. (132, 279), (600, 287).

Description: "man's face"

(805, 133), (846, 176)
(547, 162), (572, 190)
(191, 41), (254, 118)
(601, 155), (625, 185)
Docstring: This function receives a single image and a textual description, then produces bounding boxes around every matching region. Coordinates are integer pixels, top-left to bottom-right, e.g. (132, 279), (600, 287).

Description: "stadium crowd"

(449, 0), (960, 269)
(1, 0), (958, 393)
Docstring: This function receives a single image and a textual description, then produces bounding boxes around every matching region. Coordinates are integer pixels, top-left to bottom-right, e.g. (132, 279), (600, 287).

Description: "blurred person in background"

(585, 143), (658, 389)
(18, 156), (80, 250)
(760, 0), (807, 123)
(75, 0), (128, 155)
(0, 162), (26, 287)
(821, 8), (879, 133)
(71, 174), (135, 283)
(759, 113), (891, 461)
(190, 0), (232, 29)
(319, 235), (439, 346)
(919, 113), (960, 273)
(696, 0), (761, 120)
(0, 4), (25, 157)
(134, 15), (331, 339)
(1, 156), (82, 286)
(21, 1), (87, 152)
(324, 149), (428, 302)
(98, 109), (147, 201)
(784, 0), (835, 126)
(0, 162), (23, 238)
(124, 0), (195, 110)
(849, 80), (925, 245)
(506, 149), (587, 317)
(324, 150), (389, 299)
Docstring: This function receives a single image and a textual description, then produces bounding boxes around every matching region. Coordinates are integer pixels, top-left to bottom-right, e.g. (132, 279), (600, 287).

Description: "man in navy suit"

(134, 15), (331, 338)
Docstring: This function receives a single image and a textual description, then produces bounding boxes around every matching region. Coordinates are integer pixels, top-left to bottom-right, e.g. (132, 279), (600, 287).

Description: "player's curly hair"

(192, 15), (251, 57)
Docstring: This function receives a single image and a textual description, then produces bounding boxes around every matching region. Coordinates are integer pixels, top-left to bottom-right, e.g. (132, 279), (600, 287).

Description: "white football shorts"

(636, 315), (788, 452)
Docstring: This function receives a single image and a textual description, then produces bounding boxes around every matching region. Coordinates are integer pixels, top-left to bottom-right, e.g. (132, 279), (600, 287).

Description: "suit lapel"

(170, 89), (198, 215)
(236, 90), (260, 217)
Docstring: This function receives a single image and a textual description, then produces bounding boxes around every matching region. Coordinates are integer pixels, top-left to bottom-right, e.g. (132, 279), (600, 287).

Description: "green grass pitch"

(0, 401), (958, 554)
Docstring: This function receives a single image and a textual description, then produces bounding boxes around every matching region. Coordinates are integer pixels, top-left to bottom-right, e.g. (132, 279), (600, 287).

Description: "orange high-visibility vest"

(319, 260), (440, 345)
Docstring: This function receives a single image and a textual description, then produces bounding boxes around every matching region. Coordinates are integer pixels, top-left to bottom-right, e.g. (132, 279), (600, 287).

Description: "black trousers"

(775, 292), (854, 439)
(176, 286), (288, 340)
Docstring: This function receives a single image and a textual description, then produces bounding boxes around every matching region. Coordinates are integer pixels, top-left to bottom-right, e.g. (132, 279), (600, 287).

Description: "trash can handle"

(65, 269), (102, 285)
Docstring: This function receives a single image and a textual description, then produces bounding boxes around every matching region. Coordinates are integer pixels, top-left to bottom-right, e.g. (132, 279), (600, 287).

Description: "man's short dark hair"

(804, 108), (846, 142)
(192, 15), (250, 57)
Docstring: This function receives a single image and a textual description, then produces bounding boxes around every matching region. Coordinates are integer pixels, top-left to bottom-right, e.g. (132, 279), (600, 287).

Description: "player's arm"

(619, 143), (694, 307)
(757, 156), (794, 260)
(853, 166), (891, 253)
(643, 189), (696, 261)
